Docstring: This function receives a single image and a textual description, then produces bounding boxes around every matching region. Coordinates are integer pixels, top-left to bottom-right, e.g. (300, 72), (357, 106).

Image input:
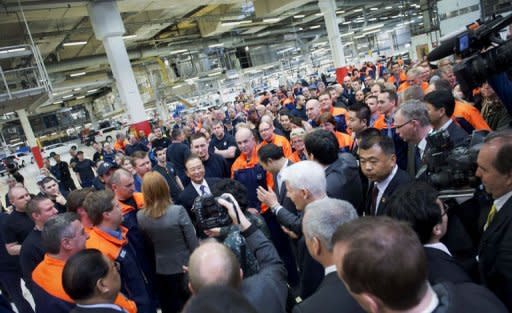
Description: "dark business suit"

(292, 272), (365, 313)
(424, 247), (472, 285)
(364, 168), (412, 216)
(71, 306), (124, 313)
(478, 196), (512, 311)
(176, 178), (220, 219)
(446, 121), (469, 147)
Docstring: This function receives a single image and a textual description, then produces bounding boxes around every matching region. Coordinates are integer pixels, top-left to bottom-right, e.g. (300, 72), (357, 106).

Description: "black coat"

(292, 272), (365, 313)
(424, 247), (472, 285)
(325, 153), (363, 211)
(432, 282), (508, 313)
(176, 178), (221, 219)
(478, 196), (512, 311)
(71, 306), (124, 313)
(446, 121), (469, 147)
(364, 168), (412, 216)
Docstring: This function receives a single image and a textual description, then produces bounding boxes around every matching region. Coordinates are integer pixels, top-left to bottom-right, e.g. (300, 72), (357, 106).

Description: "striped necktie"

(483, 204), (497, 231)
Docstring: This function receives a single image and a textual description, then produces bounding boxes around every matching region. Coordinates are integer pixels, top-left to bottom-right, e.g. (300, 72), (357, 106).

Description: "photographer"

(188, 192), (288, 313)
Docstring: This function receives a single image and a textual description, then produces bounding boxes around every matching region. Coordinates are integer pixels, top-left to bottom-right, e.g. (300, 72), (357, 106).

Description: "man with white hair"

(293, 198), (364, 313)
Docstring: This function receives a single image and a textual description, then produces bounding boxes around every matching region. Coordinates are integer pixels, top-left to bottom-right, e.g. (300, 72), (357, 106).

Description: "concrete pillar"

(85, 103), (98, 129)
(318, 0), (348, 83)
(87, 1), (151, 135)
(16, 109), (43, 168)
(147, 69), (168, 120)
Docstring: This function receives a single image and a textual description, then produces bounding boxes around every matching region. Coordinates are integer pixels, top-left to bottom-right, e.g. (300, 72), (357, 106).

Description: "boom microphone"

(428, 36), (458, 61)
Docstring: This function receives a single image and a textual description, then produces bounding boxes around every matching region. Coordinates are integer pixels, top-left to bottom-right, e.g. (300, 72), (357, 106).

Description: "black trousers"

(155, 272), (189, 313)
(0, 270), (34, 313)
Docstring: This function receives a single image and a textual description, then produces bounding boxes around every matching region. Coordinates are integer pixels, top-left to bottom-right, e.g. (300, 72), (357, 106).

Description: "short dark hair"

(356, 127), (381, 141)
(154, 145), (167, 153)
(304, 129), (339, 165)
(359, 133), (395, 156)
(211, 179), (248, 210)
(433, 79), (452, 92)
(333, 217), (428, 310)
(83, 190), (115, 226)
(42, 213), (79, 254)
(190, 132), (207, 143)
(257, 143), (284, 164)
(318, 91), (331, 99)
(318, 112), (336, 125)
(131, 150), (148, 161)
(62, 249), (110, 301)
(171, 128), (183, 140)
(66, 188), (94, 213)
(26, 194), (50, 218)
(424, 89), (455, 117)
(484, 129), (512, 174)
(348, 103), (371, 126)
(381, 89), (398, 104)
(184, 154), (202, 169)
(386, 182), (441, 244)
(40, 176), (58, 188)
(183, 286), (258, 313)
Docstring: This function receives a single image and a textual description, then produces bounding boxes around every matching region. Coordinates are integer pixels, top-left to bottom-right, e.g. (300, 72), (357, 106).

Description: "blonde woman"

(137, 172), (198, 313)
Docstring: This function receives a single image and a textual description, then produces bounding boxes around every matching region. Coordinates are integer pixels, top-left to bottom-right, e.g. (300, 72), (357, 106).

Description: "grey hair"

(280, 161), (326, 197)
(303, 198), (358, 251)
(42, 213), (79, 254)
(396, 100), (430, 127)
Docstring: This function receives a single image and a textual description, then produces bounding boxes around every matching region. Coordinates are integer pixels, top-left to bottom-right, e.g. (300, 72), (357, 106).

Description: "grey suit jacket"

(137, 204), (198, 275)
(241, 228), (288, 313)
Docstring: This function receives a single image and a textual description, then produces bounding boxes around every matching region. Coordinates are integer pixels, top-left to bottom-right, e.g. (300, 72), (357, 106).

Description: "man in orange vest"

(258, 121), (292, 157)
(318, 91), (349, 133)
(388, 62), (407, 88)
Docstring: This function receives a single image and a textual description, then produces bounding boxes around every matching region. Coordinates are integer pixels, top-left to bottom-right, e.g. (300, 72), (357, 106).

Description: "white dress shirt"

(192, 179), (211, 195)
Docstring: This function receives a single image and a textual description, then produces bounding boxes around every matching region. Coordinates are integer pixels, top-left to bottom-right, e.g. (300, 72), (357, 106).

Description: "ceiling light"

(340, 31), (354, 37)
(63, 94), (74, 99)
(0, 47), (27, 54)
(310, 25), (321, 29)
(73, 88), (81, 91)
(354, 34), (366, 39)
(263, 18), (280, 23)
(69, 72), (86, 77)
(342, 21), (351, 25)
(221, 20), (252, 26)
(170, 49), (187, 55)
(353, 8), (363, 13)
(370, 7), (378, 11)
(208, 43), (224, 48)
(386, 6), (392, 9)
(172, 84), (183, 89)
(76, 96), (85, 100)
(369, 18), (377, 21)
(336, 10), (345, 14)
(164, 59), (170, 66)
(315, 13), (323, 16)
(294, 14), (305, 18)
(208, 71), (223, 77)
(63, 41), (87, 47)
(298, 27), (304, 31)
(87, 89), (98, 93)
(53, 101), (63, 105)
(363, 23), (384, 31)
(122, 35), (137, 40)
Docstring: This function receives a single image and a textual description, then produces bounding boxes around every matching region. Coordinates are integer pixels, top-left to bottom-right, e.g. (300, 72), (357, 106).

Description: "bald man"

(188, 197), (287, 313)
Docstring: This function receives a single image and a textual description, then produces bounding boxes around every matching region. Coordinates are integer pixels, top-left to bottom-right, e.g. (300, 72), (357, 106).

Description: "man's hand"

(55, 193), (67, 205)
(281, 226), (298, 239)
(257, 186), (279, 208)
(203, 227), (221, 237)
(217, 195), (251, 231)
(302, 121), (313, 133)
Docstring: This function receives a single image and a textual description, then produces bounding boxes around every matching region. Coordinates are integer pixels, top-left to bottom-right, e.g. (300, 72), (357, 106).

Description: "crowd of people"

(0, 54), (512, 313)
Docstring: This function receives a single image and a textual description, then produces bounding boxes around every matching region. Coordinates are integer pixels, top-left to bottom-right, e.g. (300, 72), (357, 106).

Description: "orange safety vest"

(257, 134), (292, 158)
(373, 114), (388, 130)
(113, 139), (128, 152)
(453, 100), (491, 131)
(388, 72), (407, 85)
(334, 131), (354, 150)
(397, 81), (429, 93)
(117, 192), (145, 216)
(32, 254), (137, 313)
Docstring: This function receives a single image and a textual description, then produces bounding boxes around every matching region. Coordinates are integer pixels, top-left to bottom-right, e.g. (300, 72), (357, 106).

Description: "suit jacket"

(273, 161), (301, 234)
(176, 177), (221, 215)
(292, 272), (365, 313)
(478, 196), (512, 311)
(424, 247), (472, 285)
(71, 305), (125, 313)
(325, 153), (363, 211)
(364, 168), (412, 216)
(241, 228), (288, 313)
(446, 122), (469, 147)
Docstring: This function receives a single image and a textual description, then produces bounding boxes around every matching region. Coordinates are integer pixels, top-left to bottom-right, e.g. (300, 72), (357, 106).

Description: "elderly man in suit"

(293, 198), (364, 313)
(358, 134), (412, 216)
(177, 155), (220, 220)
(187, 194), (288, 313)
(476, 129), (512, 311)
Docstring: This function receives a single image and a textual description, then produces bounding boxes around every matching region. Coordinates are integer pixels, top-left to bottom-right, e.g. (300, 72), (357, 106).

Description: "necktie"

(199, 185), (207, 195)
(483, 204), (497, 231)
(371, 183), (379, 215)
(385, 117), (393, 138)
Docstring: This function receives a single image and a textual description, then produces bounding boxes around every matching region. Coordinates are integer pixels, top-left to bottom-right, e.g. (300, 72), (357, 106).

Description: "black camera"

(423, 129), (487, 191)
(428, 13), (512, 98)
(192, 194), (232, 230)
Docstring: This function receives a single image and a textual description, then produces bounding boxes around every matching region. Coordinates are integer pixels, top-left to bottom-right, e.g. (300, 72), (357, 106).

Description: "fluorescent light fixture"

(0, 47), (27, 54)
(310, 25), (321, 29)
(122, 35), (137, 40)
(342, 21), (351, 25)
(340, 31), (354, 37)
(172, 84), (183, 89)
(298, 27), (304, 31)
(208, 71), (223, 77)
(87, 89), (98, 93)
(354, 34), (366, 39)
(370, 7), (378, 11)
(221, 20), (252, 26)
(208, 43), (224, 48)
(315, 13), (323, 16)
(386, 6), (392, 9)
(369, 18), (377, 21)
(336, 10), (345, 14)
(170, 49), (187, 55)
(63, 94), (74, 99)
(364, 29), (381, 35)
(73, 88), (81, 91)
(53, 101), (63, 104)
(293, 14), (305, 18)
(70, 72), (86, 77)
(164, 59), (170, 66)
(63, 41), (87, 47)
(257, 31), (271, 37)
(76, 96), (85, 100)
(363, 23), (384, 31)
(353, 8), (363, 13)
(263, 18), (280, 23)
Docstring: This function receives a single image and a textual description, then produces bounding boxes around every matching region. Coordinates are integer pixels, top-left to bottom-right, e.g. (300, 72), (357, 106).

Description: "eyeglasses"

(395, 119), (414, 129)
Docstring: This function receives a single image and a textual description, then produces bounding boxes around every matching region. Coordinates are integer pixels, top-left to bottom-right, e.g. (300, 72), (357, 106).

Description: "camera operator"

(475, 129), (512, 311)
(424, 90), (469, 146)
(187, 193), (288, 313)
